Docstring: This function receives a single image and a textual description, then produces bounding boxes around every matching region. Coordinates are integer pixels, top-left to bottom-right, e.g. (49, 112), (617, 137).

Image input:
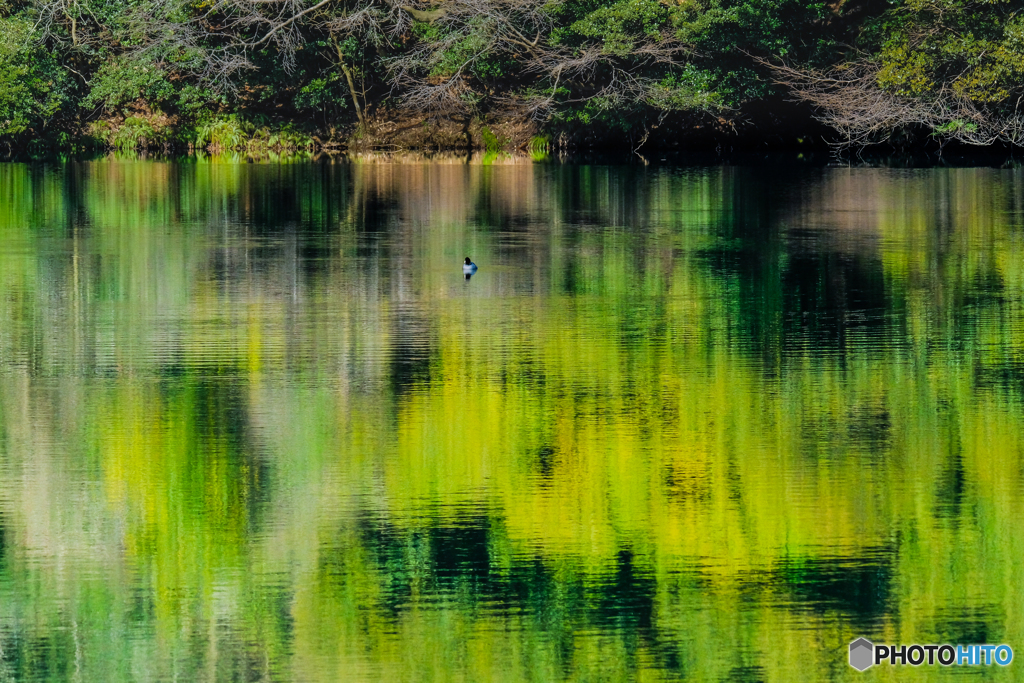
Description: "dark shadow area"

(772, 548), (895, 628)
(345, 515), (691, 677)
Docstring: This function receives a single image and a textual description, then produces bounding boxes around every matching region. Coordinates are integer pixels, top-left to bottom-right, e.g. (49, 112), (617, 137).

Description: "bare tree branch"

(251, 0), (331, 47)
(764, 56), (1024, 148)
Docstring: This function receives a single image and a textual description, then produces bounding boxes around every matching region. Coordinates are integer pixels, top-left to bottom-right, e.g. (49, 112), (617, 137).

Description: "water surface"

(0, 159), (1022, 681)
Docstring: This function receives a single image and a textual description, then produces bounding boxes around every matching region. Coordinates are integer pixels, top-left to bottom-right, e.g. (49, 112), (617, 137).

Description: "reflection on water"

(1, 160), (1023, 681)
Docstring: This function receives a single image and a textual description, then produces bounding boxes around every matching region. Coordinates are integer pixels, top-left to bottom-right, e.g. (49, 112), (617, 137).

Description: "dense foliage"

(1, 0), (1023, 150)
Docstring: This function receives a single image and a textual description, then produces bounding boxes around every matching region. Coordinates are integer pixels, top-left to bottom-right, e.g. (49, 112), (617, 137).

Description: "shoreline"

(3, 146), (1023, 168)
(6, 107), (1022, 167)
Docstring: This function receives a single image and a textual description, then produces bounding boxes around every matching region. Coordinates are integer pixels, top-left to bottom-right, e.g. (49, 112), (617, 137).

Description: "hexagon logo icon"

(849, 638), (874, 671)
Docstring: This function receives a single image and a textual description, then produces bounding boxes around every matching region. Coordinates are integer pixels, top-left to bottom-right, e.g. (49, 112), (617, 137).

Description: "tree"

(769, 0), (1024, 147)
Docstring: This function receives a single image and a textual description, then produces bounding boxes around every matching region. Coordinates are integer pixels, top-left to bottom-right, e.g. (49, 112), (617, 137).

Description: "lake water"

(0, 158), (1022, 681)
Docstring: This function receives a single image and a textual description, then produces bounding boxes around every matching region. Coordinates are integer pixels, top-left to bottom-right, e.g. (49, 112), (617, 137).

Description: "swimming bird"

(463, 257), (478, 279)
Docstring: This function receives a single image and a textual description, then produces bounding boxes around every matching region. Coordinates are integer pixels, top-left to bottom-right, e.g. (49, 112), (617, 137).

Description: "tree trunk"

(334, 42), (366, 130)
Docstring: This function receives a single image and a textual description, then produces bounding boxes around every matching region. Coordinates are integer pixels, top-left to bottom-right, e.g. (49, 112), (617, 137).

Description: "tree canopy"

(1, 0), (1023, 151)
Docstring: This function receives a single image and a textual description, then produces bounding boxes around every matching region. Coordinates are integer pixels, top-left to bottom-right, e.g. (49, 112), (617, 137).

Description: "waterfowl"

(463, 257), (478, 277)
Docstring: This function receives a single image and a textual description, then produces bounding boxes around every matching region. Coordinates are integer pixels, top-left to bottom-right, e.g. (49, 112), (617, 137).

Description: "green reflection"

(0, 159), (1022, 681)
